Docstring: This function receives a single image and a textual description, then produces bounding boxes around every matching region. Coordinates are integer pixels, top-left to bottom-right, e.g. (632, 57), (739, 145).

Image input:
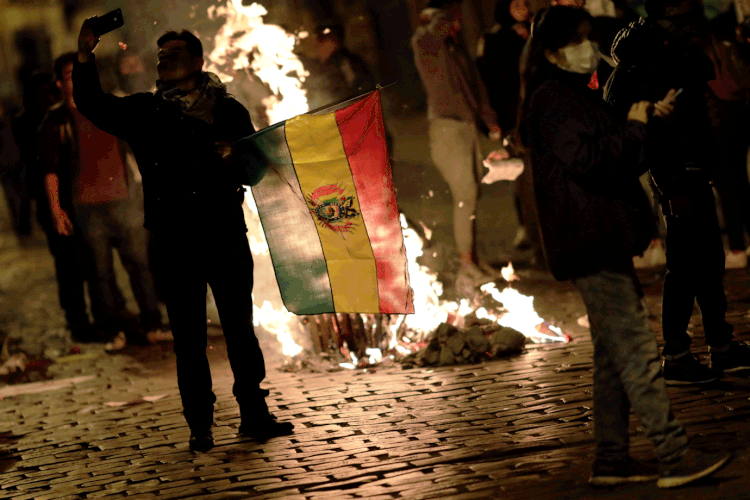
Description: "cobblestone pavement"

(2, 262), (750, 499)
(3, 117), (750, 499)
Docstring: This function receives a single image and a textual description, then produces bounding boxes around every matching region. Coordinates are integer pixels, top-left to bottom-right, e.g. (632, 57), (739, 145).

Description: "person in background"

(412, 0), (503, 295)
(521, 6), (732, 488)
(606, 4), (750, 384)
(75, 24), (294, 452)
(0, 99), (31, 239)
(305, 23), (377, 110)
(477, 0), (538, 255)
(12, 71), (100, 342)
(41, 53), (165, 352)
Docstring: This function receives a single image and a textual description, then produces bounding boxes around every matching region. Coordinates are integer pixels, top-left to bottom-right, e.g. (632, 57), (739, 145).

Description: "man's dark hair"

(427, 0), (463, 9)
(157, 30), (203, 58)
(54, 52), (78, 81)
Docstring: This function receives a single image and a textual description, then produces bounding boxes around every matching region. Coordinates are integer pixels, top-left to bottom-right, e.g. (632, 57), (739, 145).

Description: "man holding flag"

(74, 21), (293, 452)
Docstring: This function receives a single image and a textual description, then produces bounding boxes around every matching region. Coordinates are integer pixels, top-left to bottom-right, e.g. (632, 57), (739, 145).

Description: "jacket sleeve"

(226, 99), (263, 186)
(72, 56), (144, 140)
(536, 87), (648, 180)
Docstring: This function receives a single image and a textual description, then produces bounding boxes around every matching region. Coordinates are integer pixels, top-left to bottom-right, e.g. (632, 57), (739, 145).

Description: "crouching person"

(74, 22), (294, 452)
(520, 6), (731, 488)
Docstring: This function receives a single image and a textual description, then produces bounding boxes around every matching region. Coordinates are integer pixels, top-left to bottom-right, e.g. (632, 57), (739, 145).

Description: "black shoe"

(658, 449), (732, 488)
(239, 413), (294, 442)
(710, 342), (750, 372)
(189, 429), (214, 452)
(589, 457), (659, 486)
(663, 353), (723, 386)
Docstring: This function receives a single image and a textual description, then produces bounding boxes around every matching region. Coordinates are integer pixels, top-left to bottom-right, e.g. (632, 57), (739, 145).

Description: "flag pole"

(241, 82), (397, 142)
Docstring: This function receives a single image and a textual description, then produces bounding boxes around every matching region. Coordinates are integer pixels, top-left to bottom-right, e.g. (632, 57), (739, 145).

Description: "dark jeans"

(574, 268), (689, 464)
(74, 199), (161, 333)
(662, 183), (733, 355)
(153, 228), (267, 431)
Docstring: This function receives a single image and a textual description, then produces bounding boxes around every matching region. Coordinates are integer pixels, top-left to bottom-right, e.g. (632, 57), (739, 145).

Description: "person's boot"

(239, 413), (294, 442)
(189, 428), (214, 452)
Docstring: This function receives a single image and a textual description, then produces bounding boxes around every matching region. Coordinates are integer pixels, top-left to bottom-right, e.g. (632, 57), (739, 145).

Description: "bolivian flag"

(237, 91), (414, 315)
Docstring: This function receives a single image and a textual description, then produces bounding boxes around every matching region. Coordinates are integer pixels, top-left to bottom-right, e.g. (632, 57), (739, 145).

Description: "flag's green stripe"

(248, 123), (335, 314)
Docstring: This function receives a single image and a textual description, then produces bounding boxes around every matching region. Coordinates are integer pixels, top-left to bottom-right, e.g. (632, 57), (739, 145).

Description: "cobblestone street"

(2, 116), (750, 499)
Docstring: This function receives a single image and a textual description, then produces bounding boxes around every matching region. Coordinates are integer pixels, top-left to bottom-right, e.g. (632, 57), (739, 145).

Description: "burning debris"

(202, 2), (569, 372)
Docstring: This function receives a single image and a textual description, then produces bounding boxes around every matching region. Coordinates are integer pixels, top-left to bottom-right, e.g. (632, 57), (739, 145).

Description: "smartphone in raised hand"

(91, 9), (124, 37)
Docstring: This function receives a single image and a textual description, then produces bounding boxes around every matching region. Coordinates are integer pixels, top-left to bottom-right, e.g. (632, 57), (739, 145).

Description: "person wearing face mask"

(521, 6), (732, 488)
(605, 7), (750, 386)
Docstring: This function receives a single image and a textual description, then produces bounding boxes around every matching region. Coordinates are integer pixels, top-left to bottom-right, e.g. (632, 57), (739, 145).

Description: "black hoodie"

(603, 18), (716, 198)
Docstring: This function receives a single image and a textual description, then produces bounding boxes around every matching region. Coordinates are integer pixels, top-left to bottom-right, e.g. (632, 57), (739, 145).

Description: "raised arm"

(74, 18), (143, 139)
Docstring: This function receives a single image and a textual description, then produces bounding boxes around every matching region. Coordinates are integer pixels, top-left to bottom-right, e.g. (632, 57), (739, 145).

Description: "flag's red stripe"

(334, 92), (414, 314)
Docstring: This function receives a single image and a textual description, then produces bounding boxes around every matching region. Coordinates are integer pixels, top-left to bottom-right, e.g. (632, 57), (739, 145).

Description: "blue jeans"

(74, 199), (162, 333)
(574, 268), (689, 464)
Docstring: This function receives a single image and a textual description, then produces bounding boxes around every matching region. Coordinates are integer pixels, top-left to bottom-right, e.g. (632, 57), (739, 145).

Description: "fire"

(205, 0), (309, 124)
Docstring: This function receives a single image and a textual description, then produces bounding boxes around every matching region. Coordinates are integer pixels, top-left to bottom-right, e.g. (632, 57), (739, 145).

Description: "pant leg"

(44, 226), (89, 326)
(691, 187), (733, 348)
(153, 232), (215, 431)
(74, 204), (122, 331)
(662, 212), (701, 355)
(428, 118), (478, 256)
(574, 269), (688, 463)
(206, 230), (268, 417)
(109, 200), (162, 330)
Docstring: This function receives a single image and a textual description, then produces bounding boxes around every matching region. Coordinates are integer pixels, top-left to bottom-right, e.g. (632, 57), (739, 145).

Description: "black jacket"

(604, 18), (716, 198)
(524, 69), (653, 281)
(72, 57), (257, 232)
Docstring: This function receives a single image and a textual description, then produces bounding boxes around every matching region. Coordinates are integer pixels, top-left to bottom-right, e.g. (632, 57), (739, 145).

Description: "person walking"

(605, 7), (750, 385)
(74, 24), (294, 452)
(521, 6), (731, 488)
(412, 0), (503, 294)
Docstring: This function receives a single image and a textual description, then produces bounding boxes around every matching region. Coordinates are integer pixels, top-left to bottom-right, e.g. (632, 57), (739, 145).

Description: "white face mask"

(557, 40), (601, 75)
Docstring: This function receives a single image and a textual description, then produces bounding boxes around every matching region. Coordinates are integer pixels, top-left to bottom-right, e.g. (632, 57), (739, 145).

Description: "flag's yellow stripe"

(285, 113), (379, 313)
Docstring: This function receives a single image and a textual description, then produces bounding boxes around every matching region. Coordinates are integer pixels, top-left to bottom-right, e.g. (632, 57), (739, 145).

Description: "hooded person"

(74, 24), (294, 452)
(605, 12), (750, 385)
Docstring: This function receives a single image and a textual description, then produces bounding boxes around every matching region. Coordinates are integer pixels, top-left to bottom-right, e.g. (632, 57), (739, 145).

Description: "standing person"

(42, 53), (164, 352)
(476, 0), (538, 255)
(605, 8), (750, 385)
(305, 23), (377, 110)
(0, 99), (31, 238)
(521, 6), (731, 488)
(13, 71), (99, 342)
(412, 0), (503, 294)
(74, 24), (294, 452)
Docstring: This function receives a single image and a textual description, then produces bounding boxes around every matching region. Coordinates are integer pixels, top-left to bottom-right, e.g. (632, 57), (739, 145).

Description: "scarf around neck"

(156, 71), (226, 124)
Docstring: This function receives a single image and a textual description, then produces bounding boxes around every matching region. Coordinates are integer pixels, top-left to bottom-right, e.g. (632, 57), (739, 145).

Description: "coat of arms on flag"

(235, 90), (414, 315)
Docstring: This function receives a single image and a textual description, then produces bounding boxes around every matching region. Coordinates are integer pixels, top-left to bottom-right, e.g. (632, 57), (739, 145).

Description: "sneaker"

(662, 352), (723, 386)
(657, 449), (732, 488)
(725, 250), (748, 269)
(633, 240), (667, 269)
(189, 429), (214, 452)
(104, 332), (127, 353)
(589, 457), (659, 486)
(710, 341), (750, 372)
(577, 314), (590, 328)
(239, 413), (294, 442)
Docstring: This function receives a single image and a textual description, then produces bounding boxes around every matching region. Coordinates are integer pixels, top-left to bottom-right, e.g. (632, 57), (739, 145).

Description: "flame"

(205, 0), (309, 124)
(501, 262), (519, 282)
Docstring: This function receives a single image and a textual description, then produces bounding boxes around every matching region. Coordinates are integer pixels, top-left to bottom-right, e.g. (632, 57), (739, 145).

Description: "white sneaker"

(104, 332), (127, 353)
(725, 250), (748, 269)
